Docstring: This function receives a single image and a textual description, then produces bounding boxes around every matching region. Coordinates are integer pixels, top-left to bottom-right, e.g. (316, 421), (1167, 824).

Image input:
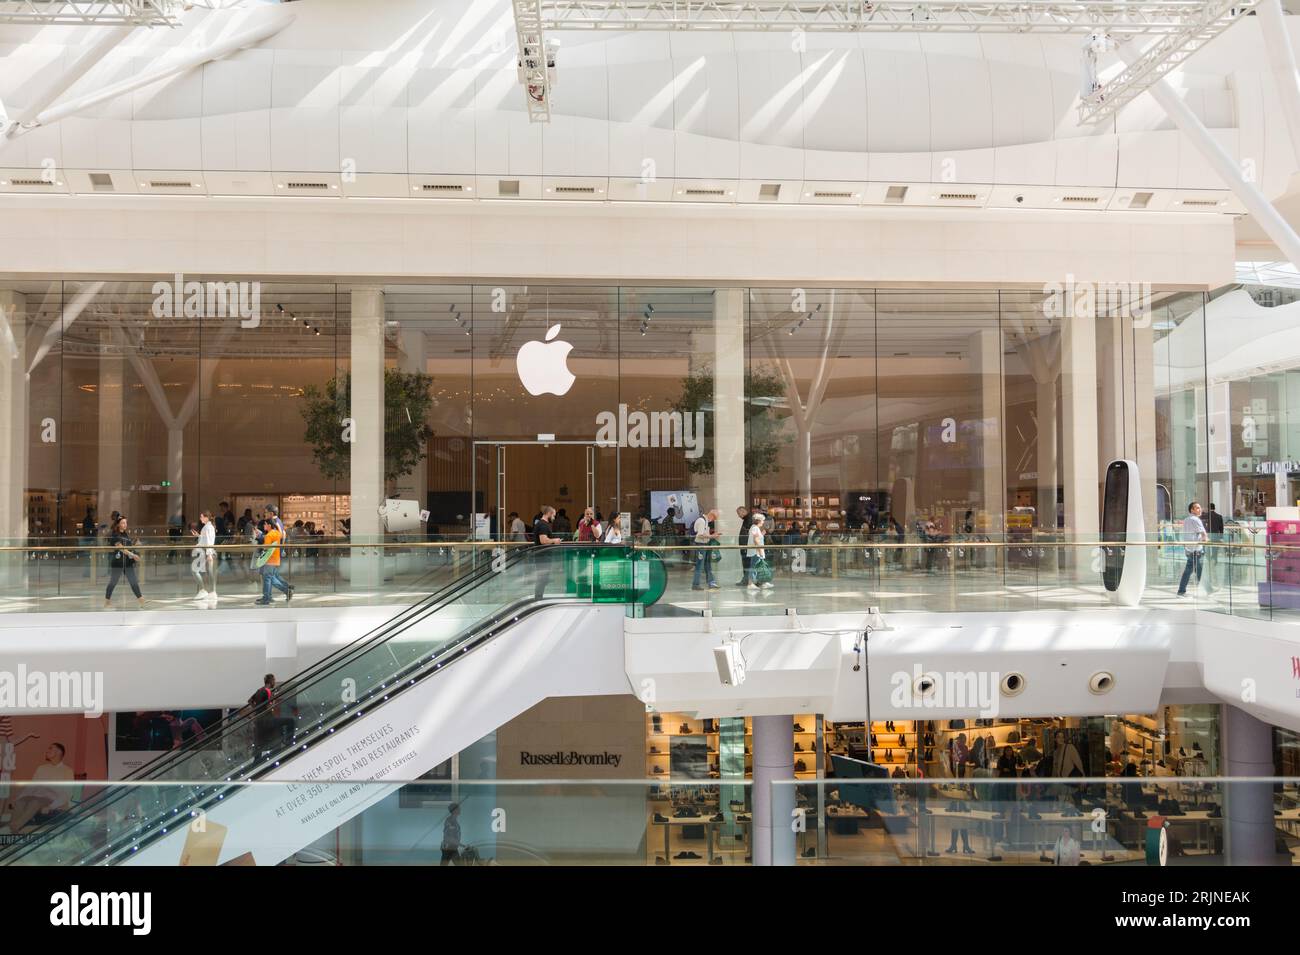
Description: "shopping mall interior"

(3, 0), (1300, 890)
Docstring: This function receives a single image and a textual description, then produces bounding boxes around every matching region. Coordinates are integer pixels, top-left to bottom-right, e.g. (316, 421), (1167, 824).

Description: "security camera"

(1014, 194), (1025, 204)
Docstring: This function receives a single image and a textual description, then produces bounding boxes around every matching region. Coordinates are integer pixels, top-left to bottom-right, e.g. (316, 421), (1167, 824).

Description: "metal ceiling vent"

(1061, 195), (1100, 204)
(884, 185), (909, 203)
(938, 192), (979, 201)
(286, 181), (330, 190)
(1181, 198), (1220, 207)
(553, 185), (596, 194)
(9, 178), (53, 186)
(422, 183), (464, 192)
(1127, 191), (1154, 209)
(150, 180), (193, 189)
(813, 190), (853, 199)
(684, 188), (725, 197)
(89, 173), (115, 192)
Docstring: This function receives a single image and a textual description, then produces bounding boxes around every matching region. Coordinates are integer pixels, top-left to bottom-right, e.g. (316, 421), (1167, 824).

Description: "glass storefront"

(0, 279), (1210, 546)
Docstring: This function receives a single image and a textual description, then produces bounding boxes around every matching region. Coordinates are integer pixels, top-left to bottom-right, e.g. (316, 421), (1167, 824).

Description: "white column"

(350, 287), (386, 587)
(713, 289), (747, 579)
(1097, 315), (1125, 465)
(1017, 332), (1060, 531)
(1222, 705), (1279, 865)
(97, 330), (125, 522)
(1132, 322), (1158, 528)
(969, 327), (1004, 528)
(0, 291), (27, 574)
(752, 714), (796, 866)
(393, 325), (428, 508)
(1062, 314), (1100, 544)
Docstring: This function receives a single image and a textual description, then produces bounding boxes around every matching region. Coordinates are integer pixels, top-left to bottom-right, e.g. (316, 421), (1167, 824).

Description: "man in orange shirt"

(254, 519), (295, 606)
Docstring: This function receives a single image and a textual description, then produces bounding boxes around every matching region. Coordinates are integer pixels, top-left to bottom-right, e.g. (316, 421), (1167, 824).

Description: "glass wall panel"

(748, 288), (876, 543)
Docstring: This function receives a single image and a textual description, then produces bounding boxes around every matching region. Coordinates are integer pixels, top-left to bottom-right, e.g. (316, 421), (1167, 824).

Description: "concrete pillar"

(1062, 314), (1100, 544)
(713, 289), (747, 579)
(0, 291), (27, 577)
(752, 714), (796, 866)
(969, 327), (1004, 528)
(1221, 704), (1279, 865)
(394, 325), (428, 509)
(350, 287), (386, 587)
(97, 329), (125, 523)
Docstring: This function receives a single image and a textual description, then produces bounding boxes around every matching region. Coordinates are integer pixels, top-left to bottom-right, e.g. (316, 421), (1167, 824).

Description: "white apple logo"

(516, 324), (575, 396)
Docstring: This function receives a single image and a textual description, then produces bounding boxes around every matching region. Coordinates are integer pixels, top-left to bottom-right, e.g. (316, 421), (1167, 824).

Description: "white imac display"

(379, 499), (422, 533)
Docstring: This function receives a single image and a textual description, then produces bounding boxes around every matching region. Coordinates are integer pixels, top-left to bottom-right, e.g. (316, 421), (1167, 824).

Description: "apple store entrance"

(471, 440), (619, 541)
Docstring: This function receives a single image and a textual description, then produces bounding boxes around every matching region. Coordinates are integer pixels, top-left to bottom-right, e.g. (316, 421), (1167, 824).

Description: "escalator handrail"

(0, 547), (537, 862)
(1, 544), (638, 864)
(22, 592), (580, 866)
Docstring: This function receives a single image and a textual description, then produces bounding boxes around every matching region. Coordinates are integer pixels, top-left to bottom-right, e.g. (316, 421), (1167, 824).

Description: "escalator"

(0, 544), (666, 866)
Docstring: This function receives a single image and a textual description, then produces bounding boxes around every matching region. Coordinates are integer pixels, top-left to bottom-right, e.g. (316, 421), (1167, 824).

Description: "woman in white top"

(603, 514), (624, 544)
(747, 513), (773, 591)
(190, 510), (218, 604)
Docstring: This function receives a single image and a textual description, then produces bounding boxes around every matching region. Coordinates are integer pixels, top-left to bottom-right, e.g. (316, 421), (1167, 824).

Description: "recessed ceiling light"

(330, 184), (338, 189)
(276, 184), (284, 189)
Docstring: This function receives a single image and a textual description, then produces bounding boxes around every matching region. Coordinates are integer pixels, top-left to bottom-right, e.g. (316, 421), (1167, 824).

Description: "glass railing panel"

(0, 545), (664, 865)
(777, 777), (1299, 865)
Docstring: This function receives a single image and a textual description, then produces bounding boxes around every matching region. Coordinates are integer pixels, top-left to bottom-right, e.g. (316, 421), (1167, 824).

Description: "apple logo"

(516, 324), (575, 396)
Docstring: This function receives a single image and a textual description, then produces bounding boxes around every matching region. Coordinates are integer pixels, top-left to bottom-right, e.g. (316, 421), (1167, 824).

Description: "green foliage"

(300, 368), (435, 483)
(673, 367), (788, 480)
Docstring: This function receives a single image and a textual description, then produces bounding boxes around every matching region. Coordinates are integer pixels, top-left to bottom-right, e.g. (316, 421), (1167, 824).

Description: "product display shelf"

(933, 719), (1035, 776)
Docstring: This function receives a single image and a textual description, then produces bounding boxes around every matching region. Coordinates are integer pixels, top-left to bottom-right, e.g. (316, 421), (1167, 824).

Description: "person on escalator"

(440, 803), (462, 865)
(248, 674), (295, 754)
(532, 505), (559, 600)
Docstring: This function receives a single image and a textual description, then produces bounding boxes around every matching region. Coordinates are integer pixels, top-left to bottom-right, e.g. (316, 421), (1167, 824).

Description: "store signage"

(519, 750), (623, 768)
(1256, 460), (1299, 474)
(516, 324), (575, 396)
(595, 404), (706, 459)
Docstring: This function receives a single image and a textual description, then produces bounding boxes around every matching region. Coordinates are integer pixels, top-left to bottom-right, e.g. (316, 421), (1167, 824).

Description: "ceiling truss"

(0, 1), (181, 26)
(513, 1), (1261, 123)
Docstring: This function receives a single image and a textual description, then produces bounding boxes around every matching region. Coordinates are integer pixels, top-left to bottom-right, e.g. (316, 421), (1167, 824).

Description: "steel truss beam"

(1077, 0), (1257, 124)
(0, 1), (181, 26)
(538, 1), (1243, 34)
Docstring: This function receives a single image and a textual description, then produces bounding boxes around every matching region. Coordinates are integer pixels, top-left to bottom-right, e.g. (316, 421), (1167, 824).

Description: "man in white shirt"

(508, 511), (527, 542)
(1177, 501), (1207, 597)
(691, 508), (720, 591)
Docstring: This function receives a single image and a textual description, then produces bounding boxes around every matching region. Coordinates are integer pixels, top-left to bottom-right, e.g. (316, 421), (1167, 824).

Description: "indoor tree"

(673, 368), (788, 480)
(300, 368), (435, 483)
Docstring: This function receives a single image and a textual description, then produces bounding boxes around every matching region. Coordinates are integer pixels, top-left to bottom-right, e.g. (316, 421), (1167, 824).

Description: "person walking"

(104, 516), (144, 609)
(1177, 501), (1207, 597)
(191, 510), (218, 606)
(441, 803), (463, 865)
(746, 513), (773, 592)
(508, 511), (527, 542)
(532, 505), (559, 599)
(692, 508), (720, 591)
(735, 506), (753, 586)
(247, 674), (295, 754)
(254, 519), (294, 606)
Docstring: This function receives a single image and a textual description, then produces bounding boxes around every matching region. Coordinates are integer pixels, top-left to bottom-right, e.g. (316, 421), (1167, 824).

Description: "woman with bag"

(105, 516), (145, 608)
(746, 513), (774, 593)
